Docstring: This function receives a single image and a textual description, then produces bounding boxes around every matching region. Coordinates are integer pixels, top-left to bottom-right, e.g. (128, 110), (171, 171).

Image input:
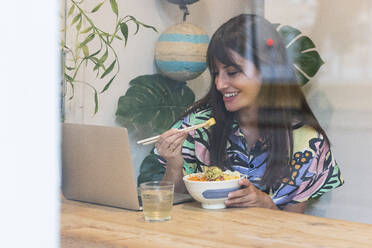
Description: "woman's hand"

(225, 178), (278, 210)
(156, 128), (188, 193)
(155, 128), (188, 166)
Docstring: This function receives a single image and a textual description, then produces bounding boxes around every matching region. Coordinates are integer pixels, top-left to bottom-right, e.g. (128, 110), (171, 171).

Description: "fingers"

(166, 133), (186, 153)
(156, 129), (187, 157)
(171, 132), (188, 153)
(157, 129), (183, 148)
(227, 178), (252, 199)
(225, 178), (258, 207)
(238, 178), (252, 187)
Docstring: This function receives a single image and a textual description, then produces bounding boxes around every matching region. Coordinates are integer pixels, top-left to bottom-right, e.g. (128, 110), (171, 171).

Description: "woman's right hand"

(157, 129), (188, 193)
(155, 128), (188, 169)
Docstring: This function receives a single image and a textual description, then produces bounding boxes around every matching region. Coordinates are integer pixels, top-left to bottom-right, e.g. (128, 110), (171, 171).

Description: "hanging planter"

(167, 0), (199, 5)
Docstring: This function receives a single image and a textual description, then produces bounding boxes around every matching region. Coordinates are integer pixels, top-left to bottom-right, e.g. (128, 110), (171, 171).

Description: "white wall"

(266, 0), (372, 224)
(64, 0), (264, 183)
(0, 1), (60, 247)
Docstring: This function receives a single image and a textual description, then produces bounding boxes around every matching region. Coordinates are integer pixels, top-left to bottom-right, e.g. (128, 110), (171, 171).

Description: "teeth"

(224, 92), (238, 98)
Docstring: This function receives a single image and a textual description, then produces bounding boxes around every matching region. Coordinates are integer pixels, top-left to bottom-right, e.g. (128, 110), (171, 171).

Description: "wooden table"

(61, 197), (372, 248)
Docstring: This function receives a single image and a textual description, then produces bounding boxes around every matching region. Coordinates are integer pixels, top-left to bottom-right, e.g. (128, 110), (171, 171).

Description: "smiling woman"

(139, 13), (343, 213)
(213, 55), (261, 112)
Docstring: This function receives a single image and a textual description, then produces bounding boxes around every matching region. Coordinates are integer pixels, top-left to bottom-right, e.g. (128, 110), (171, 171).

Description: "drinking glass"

(140, 181), (174, 222)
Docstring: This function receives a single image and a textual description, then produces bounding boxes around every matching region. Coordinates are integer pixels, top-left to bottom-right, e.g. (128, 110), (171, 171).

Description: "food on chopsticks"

(187, 166), (241, 181)
(137, 117), (216, 145)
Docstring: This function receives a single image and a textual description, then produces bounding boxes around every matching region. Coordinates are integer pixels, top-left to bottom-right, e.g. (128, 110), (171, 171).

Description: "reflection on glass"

(63, 0), (372, 224)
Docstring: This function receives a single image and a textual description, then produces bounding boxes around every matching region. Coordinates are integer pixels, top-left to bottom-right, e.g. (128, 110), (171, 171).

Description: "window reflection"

(63, 0), (372, 224)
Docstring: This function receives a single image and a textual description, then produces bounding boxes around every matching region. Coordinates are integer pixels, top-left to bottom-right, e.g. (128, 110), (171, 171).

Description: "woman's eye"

(227, 71), (238, 76)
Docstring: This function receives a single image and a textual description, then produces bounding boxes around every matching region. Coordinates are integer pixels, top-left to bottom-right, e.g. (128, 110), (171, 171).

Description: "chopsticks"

(137, 118), (216, 145)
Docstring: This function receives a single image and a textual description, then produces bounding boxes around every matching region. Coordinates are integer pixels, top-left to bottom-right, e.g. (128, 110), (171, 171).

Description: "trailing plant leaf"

(94, 89), (99, 114)
(68, 82), (75, 100)
(93, 60), (103, 71)
(99, 49), (108, 64)
(101, 75), (116, 93)
(79, 33), (95, 48)
(65, 66), (75, 71)
(120, 23), (129, 46)
(128, 16), (140, 34)
(91, 2), (104, 13)
(100, 60), (116, 79)
(128, 15), (158, 33)
(62, 0), (157, 114)
(80, 26), (93, 34)
(88, 49), (101, 58)
(76, 19), (82, 31)
(109, 0), (118, 16)
(64, 73), (73, 82)
(82, 45), (89, 58)
(71, 13), (81, 25)
(116, 74), (195, 133)
(68, 4), (75, 17)
(135, 21), (158, 33)
(276, 24), (324, 85)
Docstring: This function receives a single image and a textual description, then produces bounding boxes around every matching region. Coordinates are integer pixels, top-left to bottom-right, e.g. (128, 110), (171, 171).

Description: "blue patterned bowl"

(183, 173), (242, 209)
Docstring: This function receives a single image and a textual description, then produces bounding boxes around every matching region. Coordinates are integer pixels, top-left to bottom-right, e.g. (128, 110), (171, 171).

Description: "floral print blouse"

(139, 108), (344, 208)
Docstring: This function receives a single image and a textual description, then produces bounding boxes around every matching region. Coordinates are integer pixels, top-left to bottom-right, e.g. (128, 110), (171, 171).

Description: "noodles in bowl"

(183, 167), (244, 209)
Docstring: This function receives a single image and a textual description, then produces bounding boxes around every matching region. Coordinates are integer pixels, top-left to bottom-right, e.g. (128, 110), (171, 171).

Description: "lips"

(222, 92), (238, 102)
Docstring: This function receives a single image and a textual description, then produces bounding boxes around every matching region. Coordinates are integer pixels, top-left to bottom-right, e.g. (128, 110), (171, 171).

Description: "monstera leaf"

(116, 74), (195, 133)
(137, 153), (165, 185)
(275, 24), (324, 85)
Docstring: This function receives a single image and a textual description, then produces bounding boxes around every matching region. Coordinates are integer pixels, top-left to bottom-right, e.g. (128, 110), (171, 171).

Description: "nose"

(215, 73), (228, 91)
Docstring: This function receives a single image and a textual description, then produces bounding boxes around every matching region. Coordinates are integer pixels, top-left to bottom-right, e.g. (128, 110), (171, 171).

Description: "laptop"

(61, 123), (193, 210)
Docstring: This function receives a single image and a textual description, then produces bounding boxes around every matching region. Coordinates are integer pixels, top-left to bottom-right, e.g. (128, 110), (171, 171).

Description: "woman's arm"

(162, 163), (187, 193)
(283, 201), (307, 213)
(156, 129), (188, 193)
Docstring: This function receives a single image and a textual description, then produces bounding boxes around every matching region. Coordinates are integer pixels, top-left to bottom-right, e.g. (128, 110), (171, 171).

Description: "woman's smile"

(222, 91), (239, 102)
(214, 50), (262, 112)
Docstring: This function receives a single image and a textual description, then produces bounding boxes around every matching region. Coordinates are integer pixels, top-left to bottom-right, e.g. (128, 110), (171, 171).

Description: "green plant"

(275, 24), (324, 85)
(116, 74), (195, 134)
(62, 0), (157, 113)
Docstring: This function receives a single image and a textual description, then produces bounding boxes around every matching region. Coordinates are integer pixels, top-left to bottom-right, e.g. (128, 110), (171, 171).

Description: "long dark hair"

(182, 14), (328, 188)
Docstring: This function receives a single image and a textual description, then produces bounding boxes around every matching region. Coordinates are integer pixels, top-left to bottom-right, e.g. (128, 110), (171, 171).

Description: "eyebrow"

(223, 64), (242, 72)
(223, 65), (238, 69)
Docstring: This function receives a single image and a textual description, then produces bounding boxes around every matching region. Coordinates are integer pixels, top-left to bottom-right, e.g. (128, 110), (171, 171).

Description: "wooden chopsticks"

(137, 118), (216, 146)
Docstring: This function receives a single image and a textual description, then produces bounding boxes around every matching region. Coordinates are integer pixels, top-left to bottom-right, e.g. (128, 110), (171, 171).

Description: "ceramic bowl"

(183, 173), (242, 209)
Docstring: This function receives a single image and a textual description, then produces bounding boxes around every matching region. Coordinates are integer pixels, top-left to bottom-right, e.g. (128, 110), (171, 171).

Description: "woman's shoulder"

(171, 106), (212, 129)
(182, 107), (213, 125)
(292, 123), (321, 138)
(283, 123), (343, 204)
(292, 123), (328, 155)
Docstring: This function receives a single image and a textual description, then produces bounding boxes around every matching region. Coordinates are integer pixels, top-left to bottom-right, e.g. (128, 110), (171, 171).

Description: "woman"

(138, 14), (343, 213)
